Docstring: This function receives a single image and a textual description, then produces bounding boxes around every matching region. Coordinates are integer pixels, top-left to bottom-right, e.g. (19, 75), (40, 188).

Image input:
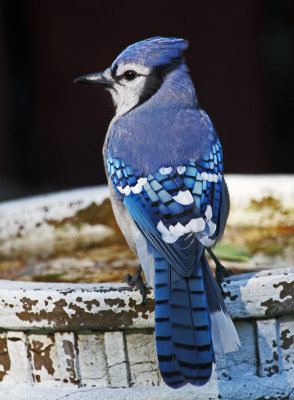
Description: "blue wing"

(107, 139), (224, 277)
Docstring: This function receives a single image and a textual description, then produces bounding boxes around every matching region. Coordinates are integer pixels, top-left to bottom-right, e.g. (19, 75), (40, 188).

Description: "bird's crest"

(111, 36), (188, 69)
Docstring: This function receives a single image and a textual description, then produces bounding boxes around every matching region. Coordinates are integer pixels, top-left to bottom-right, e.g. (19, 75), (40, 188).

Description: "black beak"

(73, 72), (113, 88)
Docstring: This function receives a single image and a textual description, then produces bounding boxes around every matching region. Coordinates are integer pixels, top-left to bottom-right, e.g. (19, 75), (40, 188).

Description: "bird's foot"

(206, 248), (234, 286)
(215, 261), (234, 285)
(124, 265), (148, 305)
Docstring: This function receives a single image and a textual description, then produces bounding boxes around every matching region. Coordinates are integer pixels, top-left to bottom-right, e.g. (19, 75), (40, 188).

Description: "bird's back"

(108, 106), (217, 176)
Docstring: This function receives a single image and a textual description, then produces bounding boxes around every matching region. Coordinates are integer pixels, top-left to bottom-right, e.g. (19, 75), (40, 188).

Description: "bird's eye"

(123, 70), (137, 81)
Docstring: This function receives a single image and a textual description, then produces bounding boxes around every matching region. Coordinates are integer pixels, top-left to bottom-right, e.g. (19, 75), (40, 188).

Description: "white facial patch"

(100, 68), (112, 81)
(116, 62), (150, 77)
(108, 63), (152, 117)
(110, 75), (147, 117)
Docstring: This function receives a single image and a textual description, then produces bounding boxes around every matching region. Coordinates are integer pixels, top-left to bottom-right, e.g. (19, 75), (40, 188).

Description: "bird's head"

(74, 37), (189, 116)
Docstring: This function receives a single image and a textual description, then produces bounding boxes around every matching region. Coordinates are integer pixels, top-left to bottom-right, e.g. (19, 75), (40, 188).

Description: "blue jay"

(75, 37), (240, 388)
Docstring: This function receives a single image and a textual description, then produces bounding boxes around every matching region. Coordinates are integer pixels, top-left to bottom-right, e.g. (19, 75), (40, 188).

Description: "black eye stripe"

(137, 61), (180, 106)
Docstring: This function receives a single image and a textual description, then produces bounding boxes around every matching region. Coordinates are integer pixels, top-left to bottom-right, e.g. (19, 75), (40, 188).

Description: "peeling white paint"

(0, 179), (293, 397)
(0, 268), (291, 396)
(126, 332), (159, 386)
(0, 186), (111, 257)
(104, 332), (129, 388)
(28, 333), (60, 385)
(257, 319), (280, 378)
(0, 186), (109, 237)
(78, 333), (109, 387)
(55, 332), (79, 385)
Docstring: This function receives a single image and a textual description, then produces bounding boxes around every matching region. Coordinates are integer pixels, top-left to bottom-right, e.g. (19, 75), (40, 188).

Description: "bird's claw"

(206, 247), (234, 291)
(215, 261), (234, 285)
(124, 265), (148, 305)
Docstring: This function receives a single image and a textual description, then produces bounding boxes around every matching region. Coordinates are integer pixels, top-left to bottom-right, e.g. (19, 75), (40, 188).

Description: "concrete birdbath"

(0, 175), (293, 399)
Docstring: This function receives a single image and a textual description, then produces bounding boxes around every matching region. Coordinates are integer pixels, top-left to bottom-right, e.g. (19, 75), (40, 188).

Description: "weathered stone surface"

(78, 333), (109, 387)
(104, 331), (129, 388)
(0, 374), (294, 400)
(279, 316), (294, 377)
(126, 331), (159, 386)
(1, 177), (294, 283)
(0, 267), (291, 395)
(223, 269), (294, 319)
(6, 331), (31, 384)
(257, 319), (280, 377)
(28, 334), (60, 385)
(0, 280), (154, 331)
(0, 176), (293, 398)
(0, 333), (10, 383)
(0, 268), (292, 334)
(55, 332), (79, 385)
(0, 187), (110, 257)
(215, 321), (256, 380)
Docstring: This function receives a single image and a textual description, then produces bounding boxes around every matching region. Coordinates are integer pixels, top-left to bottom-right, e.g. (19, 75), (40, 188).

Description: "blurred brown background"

(0, 0), (293, 201)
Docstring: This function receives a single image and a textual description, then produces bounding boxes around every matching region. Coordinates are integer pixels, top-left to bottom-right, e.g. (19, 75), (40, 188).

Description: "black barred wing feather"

(107, 140), (224, 276)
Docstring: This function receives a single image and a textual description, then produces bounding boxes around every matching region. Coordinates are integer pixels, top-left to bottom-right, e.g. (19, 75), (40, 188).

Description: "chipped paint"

(0, 335), (10, 381)
(222, 290), (238, 302)
(0, 187), (112, 263)
(29, 337), (55, 376)
(6, 331), (31, 383)
(228, 271), (294, 319)
(0, 270), (291, 394)
(280, 328), (294, 350)
(0, 187), (109, 240)
(261, 280), (294, 318)
(0, 270), (291, 333)
(20, 297), (38, 311)
(55, 333), (80, 386)
(279, 317), (294, 379)
(63, 340), (78, 384)
(274, 281), (294, 300)
(264, 363), (279, 377)
(84, 299), (100, 311)
(15, 294), (155, 331)
(0, 177), (294, 284)
(78, 333), (109, 387)
(104, 298), (126, 308)
(104, 332), (129, 388)
(256, 319), (281, 378)
(126, 331), (160, 386)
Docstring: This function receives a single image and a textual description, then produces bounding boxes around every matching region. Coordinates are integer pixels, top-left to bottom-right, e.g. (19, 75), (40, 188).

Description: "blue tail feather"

(155, 255), (185, 388)
(154, 251), (214, 388)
